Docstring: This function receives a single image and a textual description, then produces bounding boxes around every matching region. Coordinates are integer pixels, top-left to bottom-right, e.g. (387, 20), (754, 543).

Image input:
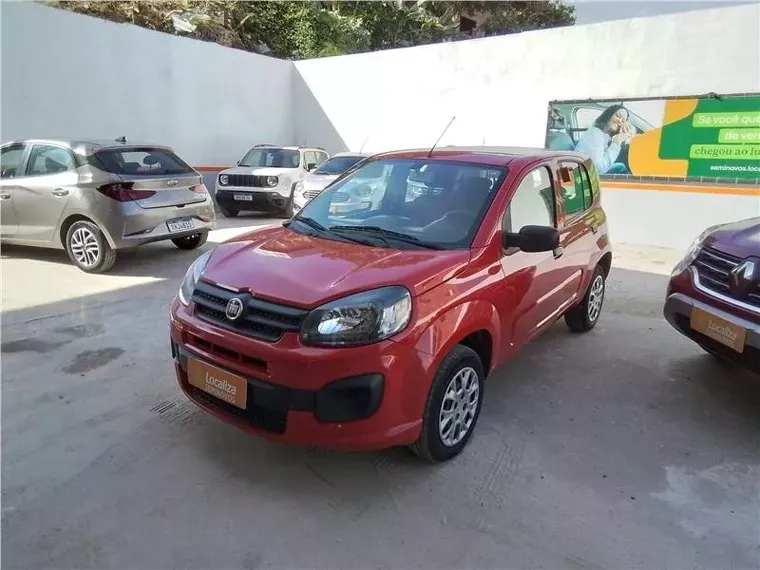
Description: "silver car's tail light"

(190, 184), (208, 194)
(97, 183), (156, 202)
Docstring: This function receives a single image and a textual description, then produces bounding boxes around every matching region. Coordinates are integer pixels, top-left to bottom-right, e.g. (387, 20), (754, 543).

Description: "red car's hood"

(703, 217), (760, 259)
(201, 226), (470, 308)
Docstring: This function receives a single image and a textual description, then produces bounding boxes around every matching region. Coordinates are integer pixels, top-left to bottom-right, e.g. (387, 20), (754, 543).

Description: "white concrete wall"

(0, 2), (294, 168)
(293, 4), (760, 249)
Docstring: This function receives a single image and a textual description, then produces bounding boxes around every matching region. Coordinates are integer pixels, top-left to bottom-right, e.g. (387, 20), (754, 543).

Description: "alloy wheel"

(70, 227), (100, 267)
(438, 366), (480, 447)
(587, 275), (605, 322)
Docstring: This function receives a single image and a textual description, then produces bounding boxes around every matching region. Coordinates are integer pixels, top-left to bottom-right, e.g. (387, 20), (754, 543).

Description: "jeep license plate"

(187, 358), (248, 409)
(167, 218), (194, 232)
(234, 194), (253, 201)
(690, 307), (746, 353)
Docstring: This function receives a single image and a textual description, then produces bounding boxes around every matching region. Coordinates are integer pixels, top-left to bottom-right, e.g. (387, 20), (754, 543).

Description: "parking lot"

(2, 218), (758, 569)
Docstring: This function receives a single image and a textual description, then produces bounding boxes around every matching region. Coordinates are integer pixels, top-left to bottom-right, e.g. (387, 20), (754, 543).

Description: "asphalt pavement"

(2, 220), (758, 569)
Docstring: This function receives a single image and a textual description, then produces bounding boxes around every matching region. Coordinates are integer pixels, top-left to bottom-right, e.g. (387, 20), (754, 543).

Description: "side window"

(318, 152), (329, 164)
(503, 166), (555, 233)
(585, 161), (600, 202)
(558, 161), (592, 217)
(26, 145), (75, 177)
(304, 151), (318, 169)
(1, 144), (26, 179)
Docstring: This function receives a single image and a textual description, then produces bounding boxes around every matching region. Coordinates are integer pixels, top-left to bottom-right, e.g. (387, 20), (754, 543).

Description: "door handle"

(591, 224), (599, 234)
(553, 246), (564, 259)
(0, 192), (10, 200)
(52, 188), (69, 197)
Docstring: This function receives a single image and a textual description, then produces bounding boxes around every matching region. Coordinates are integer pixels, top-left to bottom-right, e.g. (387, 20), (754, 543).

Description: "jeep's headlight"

(266, 176), (278, 187)
(219, 174), (228, 186)
(300, 286), (412, 347)
(178, 251), (212, 305)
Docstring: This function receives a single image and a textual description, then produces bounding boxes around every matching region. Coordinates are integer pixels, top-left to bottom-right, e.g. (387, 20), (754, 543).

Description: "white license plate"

(234, 193), (253, 201)
(167, 218), (194, 232)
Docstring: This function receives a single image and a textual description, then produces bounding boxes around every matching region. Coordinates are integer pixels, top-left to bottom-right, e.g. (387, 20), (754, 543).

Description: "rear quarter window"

(94, 147), (194, 176)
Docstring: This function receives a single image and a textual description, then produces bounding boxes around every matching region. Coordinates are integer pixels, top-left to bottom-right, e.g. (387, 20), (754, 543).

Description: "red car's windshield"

(292, 159), (506, 250)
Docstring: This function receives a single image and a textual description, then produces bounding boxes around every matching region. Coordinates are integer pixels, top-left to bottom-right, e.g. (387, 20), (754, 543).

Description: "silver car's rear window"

(94, 147), (194, 176)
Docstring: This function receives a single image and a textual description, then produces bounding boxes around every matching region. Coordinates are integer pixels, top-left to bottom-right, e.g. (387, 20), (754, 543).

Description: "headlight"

(300, 286), (412, 347)
(266, 176), (278, 187)
(219, 174), (228, 186)
(294, 181), (304, 194)
(673, 225), (719, 273)
(178, 251), (212, 305)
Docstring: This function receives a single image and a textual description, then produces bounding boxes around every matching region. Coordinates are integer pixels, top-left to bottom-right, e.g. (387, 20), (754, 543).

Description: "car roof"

(247, 144), (326, 152)
(328, 152), (371, 158)
(370, 146), (587, 167)
(2, 139), (173, 155)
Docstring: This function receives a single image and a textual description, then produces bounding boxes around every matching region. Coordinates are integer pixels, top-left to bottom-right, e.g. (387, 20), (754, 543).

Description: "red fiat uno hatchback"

(170, 147), (612, 462)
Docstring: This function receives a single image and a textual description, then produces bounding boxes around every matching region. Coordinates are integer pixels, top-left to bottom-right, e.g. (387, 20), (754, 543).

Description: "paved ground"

(2, 220), (758, 570)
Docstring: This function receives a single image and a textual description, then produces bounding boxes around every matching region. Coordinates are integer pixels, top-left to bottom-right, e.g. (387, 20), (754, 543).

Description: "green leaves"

(48, 1), (575, 59)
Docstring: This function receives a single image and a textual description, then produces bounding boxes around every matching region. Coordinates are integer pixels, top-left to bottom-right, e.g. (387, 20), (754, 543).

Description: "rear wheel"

(65, 220), (117, 273)
(219, 206), (239, 218)
(409, 344), (484, 463)
(172, 232), (208, 250)
(565, 266), (605, 332)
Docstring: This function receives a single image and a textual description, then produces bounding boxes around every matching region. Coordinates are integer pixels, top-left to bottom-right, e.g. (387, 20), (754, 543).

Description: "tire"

(279, 195), (294, 219)
(409, 344), (485, 463)
(219, 207), (239, 218)
(565, 265), (606, 333)
(65, 220), (117, 273)
(171, 232), (208, 250)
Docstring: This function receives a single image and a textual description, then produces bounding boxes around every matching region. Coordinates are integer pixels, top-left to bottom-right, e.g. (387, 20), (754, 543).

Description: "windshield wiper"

(329, 225), (443, 250)
(289, 217), (375, 246)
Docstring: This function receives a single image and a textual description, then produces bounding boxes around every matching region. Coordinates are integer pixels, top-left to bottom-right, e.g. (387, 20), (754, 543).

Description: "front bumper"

(169, 298), (427, 450)
(215, 188), (289, 212)
(664, 269), (760, 374)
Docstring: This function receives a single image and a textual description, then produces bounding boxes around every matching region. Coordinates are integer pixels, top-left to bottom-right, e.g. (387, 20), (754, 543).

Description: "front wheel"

(565, 266), (606, 332)
(171, 232), (208, 250)
(279, 196), (294, 219)
(409, 344), (484, 463)
(65, 220), (117, 273)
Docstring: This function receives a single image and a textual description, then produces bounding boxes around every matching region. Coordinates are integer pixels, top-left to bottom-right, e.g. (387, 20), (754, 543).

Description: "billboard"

(546, 94), (760, 182)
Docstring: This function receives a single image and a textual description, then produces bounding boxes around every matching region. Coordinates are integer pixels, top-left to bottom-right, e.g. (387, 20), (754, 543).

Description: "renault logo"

(225, 297), (245, 321)
(729, 259), (758, 298)
(167, 179), (178, 187)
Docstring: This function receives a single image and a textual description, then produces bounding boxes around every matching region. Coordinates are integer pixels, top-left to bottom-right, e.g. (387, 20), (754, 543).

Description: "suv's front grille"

(693, 247), (760, 308)
(192, 281), (309, 342)
(225, 174), (272, 188)
(304, 189), (321, 201)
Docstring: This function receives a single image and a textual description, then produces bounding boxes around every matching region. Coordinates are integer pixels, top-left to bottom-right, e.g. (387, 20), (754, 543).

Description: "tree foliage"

(47, 1), (575, 59)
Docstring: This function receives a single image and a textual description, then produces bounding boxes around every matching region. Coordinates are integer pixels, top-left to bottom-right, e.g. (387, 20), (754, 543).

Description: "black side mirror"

(503, 225), (560, 253)
(307, 163), (317, 172)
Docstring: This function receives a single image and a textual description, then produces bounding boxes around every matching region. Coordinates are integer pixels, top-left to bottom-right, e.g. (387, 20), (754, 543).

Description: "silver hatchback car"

(0, 139), (216, 272)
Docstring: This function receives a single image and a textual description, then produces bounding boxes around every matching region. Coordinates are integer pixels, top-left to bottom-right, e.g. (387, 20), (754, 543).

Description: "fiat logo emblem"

(225, 297), (245, 321)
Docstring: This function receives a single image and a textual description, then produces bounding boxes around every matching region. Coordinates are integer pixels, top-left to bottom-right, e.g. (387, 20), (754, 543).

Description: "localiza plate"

(187, 358), (248, 409)
(167, 218), (194, 232)
(234, 193), (253, 201)
(690, 307), (747, 353)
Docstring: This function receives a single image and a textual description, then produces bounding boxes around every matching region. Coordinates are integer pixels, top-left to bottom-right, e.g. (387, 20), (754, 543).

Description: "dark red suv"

(170, 147), (612, 462)
(664, 217), (760, 374)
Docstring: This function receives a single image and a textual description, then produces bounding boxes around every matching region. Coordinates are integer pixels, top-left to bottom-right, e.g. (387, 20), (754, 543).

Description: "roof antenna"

(427, 116), (455, 158)
(359, 136), (369, 153)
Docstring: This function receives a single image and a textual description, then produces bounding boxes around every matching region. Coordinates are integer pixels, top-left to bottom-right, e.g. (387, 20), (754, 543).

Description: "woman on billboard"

(574, 104), (634, 174)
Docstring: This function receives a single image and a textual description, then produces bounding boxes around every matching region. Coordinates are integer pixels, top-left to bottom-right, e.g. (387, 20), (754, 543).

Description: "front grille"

(192, 281), (309, 342)
(304, 189), (321, 201)
(225, 174), (274, 188)
(187, 384), (287, 434)
(693, 247), (760, 308)
(186, 333), (267, 372)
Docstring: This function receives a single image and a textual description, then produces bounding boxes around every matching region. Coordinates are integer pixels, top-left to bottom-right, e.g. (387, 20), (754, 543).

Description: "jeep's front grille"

(225, 174), (272, 188)
(191, 281), (309, 342)
(693, 247), (760, 308)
